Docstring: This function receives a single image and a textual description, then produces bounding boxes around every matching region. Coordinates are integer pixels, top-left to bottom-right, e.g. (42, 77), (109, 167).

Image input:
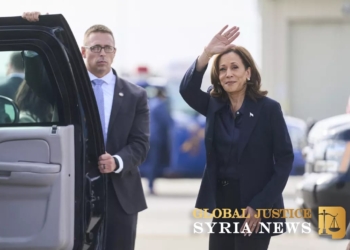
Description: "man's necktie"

(92, 79), (106, 145)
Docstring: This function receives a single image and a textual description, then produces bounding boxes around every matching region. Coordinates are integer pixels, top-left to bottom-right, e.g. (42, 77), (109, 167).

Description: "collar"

(223, 96), (247, 115)
(8, 73), (24, 79)
(88, 69), (115, 84)
(237, 97), (246, 115)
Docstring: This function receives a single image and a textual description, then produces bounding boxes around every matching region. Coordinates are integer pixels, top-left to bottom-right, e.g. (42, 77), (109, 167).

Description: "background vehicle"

(285, 115), (307, 175)
(303, 114), (350, 173)
(296, 114), (350, 233)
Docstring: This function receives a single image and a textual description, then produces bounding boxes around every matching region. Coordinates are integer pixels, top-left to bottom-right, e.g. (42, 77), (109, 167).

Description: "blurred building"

(259, 0), (350, 121)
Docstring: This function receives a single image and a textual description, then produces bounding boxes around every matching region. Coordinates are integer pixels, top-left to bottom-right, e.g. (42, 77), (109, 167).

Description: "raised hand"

(22, 12), (42, 22)
(196, 25), (240, 71)
(204, 25), (240, 57)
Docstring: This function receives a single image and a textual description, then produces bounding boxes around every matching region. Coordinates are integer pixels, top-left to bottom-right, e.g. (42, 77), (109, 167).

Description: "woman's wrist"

(196, 52), (210, 72)
(203, 46), (213, 59)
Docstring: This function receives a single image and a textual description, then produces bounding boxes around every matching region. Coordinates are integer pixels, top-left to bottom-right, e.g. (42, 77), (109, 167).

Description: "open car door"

(0, 15), (106, 249)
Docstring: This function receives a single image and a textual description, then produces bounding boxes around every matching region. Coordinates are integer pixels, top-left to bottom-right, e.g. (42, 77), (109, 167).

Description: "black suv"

(0, 15), (107, 249)
(296, 114), (350, 234)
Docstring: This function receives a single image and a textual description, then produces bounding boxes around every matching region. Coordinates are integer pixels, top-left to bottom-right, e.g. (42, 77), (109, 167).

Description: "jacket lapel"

(107, 70), (124, 137)
(205, 98), (226, 153)
(237, 96), (262, 162)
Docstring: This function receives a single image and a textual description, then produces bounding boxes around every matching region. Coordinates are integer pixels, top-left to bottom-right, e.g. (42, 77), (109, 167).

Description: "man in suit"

(22, 12), (150, 250)
(81, 24), (149, 250)
(0, 52), (24, 99)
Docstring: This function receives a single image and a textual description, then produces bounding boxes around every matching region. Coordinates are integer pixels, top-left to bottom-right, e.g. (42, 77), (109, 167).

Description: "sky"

(0, 0), (261, 76)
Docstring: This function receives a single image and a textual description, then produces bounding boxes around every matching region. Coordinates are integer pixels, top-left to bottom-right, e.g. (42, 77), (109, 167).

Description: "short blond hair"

(83, 24), (115, 45)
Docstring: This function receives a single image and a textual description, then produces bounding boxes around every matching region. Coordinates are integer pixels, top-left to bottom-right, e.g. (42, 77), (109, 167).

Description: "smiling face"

(210, 46), (267, 101)
(81, 32), (116, 78)
(218, 51), (251, 95)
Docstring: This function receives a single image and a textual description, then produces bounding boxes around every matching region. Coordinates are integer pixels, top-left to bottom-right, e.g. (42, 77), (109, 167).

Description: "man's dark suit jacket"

(179, 60), (294, 234)
(23, 54), (149, 215)
(106, 73), (149, 214)
(0, 76), (23, 100)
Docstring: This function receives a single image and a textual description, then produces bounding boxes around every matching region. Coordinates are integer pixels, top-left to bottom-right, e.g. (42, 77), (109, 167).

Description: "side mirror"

(0, 95), (19, 124)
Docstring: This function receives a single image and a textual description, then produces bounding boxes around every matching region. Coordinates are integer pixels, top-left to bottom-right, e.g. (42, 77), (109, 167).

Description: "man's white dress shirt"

(88, 70), (124, 173)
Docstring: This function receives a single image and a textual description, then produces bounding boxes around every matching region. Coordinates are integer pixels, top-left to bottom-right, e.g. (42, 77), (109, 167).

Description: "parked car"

(303, 114), (350, 173)
(296, 114), (350, 233)
(285, 115), (307, 175)
(0, 15), (108, 249)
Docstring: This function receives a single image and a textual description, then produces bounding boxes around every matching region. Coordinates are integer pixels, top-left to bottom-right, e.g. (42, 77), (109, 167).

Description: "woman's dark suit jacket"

(179, 59), (294, 233)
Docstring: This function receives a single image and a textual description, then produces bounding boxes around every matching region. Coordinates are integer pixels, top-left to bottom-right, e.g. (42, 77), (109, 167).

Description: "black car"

(0, 15), (107, 249)
(296, 114), (350, 234)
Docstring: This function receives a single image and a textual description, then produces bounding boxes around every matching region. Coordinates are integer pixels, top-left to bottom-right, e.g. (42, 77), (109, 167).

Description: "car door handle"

(0, 162), (59, 186)
(0, 161), (60, 173)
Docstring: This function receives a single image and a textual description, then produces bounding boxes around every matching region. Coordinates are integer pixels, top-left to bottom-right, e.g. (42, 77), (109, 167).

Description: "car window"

(0, 50), (59, 125)
(336, 129), (350, 141)
(4, 103), (15, 121)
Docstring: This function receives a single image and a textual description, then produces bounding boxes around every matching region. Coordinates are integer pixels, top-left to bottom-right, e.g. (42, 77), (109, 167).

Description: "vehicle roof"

(308, 114), (350, 143)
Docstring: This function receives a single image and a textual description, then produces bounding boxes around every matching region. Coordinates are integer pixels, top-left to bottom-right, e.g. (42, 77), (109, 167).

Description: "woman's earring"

(247, 78), (250, 82)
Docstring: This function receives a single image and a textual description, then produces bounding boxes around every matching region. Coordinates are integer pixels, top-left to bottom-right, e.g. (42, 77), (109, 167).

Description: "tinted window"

(336, 129), (350, 141)
(0, 51), (58, 125)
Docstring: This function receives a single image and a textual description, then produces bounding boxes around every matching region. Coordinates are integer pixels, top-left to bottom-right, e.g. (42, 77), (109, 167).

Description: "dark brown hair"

(210, 46), (267, 101)
(15, 81), (53, 122)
